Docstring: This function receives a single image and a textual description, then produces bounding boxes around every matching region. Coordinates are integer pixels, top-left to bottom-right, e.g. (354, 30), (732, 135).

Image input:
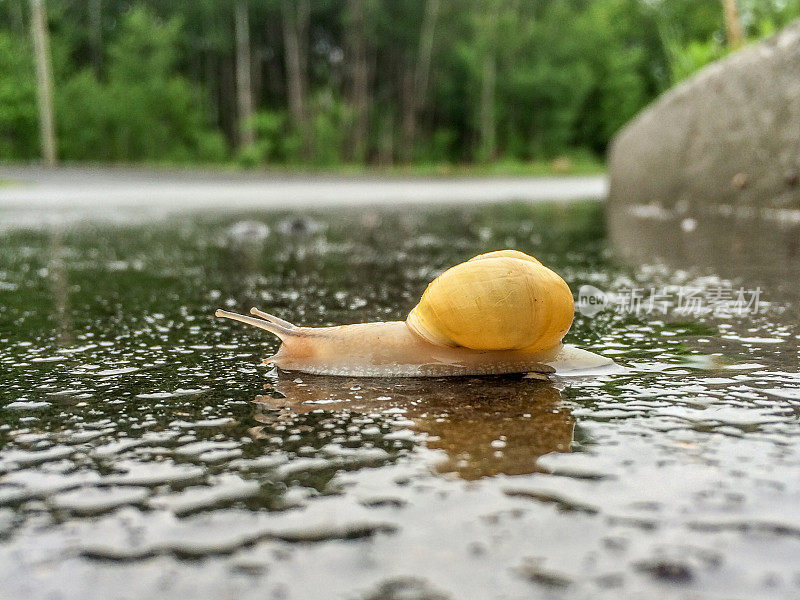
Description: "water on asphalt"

(0, 201), (799, 599)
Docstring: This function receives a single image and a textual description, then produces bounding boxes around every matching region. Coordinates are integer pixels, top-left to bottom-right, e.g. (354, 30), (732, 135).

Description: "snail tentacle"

(215, 309), (294, 341)
(249, 307), (296, 330)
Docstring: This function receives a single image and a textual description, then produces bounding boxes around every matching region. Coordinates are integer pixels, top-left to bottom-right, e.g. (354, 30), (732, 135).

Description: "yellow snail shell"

(406, 249), (574, 352)
(215, 249), (612, 377)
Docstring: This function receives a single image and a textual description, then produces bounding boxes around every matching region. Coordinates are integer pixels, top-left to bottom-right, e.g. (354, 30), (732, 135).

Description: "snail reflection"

(254, 373), (575, 480)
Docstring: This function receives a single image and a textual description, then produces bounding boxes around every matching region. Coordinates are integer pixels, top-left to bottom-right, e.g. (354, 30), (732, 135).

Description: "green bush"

(309, 91), (352, 166)
(237, 110), (295, 165)
(666, 38), (726, 83)
(0, 32), (39, 159)
(241, 94), (353, 167)
(55, 7), (226, 163)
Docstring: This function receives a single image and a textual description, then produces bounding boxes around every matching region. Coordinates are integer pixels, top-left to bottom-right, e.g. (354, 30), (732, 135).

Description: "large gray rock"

(609, 21), (800, 214)
(607, 22), (800, 285)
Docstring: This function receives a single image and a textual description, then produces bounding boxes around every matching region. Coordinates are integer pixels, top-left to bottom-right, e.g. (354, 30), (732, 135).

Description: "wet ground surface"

(1, 201), (799, 599)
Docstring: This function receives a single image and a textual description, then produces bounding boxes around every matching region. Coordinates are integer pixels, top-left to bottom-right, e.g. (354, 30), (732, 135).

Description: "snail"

(215, 250), (613, 377)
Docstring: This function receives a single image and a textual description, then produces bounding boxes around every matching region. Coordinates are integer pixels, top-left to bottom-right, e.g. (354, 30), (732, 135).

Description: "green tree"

(56, 7), (226, 162)
(2, 0), (798, 167)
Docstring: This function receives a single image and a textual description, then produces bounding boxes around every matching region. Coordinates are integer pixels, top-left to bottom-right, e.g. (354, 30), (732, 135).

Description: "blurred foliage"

(1, 0), (798, 166)
(54, 7), (226, 162)
(658, 0), (800, 83)
(0, 31), (38, 158)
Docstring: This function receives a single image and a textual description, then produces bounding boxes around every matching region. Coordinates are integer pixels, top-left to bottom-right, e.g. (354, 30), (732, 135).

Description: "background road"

(0, 166), (606, 207)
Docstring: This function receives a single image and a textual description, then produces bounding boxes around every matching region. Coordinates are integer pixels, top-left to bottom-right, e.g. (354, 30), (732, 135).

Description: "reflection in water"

(607, 199), (800, 298)
(256, 373), (574, 480)
(48, 226), (74, 346)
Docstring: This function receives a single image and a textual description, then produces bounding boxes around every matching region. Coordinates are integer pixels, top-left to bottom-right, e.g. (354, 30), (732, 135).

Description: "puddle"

(1, 202), (799, 599)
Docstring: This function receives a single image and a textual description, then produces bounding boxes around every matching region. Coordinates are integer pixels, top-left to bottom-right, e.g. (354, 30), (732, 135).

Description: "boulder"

(607, 22), (800, 284)
(609, 22), (800, 217)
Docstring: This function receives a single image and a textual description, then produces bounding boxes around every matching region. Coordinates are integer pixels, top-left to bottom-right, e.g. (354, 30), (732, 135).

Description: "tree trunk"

(9, 0), (25, 34)
(347, 0), (370, 163)
(264, 17), (285, 101)
(399, 61), (415, 163)
(722, 0), (743, 49)
(219, 54), (238, 147)
(400, 0), (440, 163)
(235, 0), (255, 147)
(414, 0), (439, 112)
(282, 0), (312, 160)
(204, 47), (218, 124)
(200, 8), (218, 125)
(30, 0), (57, 166)
(478, 53), (496, 162)
(378, 113), (394, 167)
(476, 5), (500, 162)
(88, 0), (102, 72)
(251, 45), (263, 110)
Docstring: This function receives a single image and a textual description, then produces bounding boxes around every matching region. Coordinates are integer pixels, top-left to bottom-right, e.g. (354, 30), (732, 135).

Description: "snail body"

(215, 250), (612, 377)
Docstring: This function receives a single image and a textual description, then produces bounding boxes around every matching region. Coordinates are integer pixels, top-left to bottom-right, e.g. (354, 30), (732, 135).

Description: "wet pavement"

(0, 201), (799, 599)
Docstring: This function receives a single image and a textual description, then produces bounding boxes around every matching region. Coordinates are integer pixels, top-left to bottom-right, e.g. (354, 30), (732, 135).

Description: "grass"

(7, 152), (606, 179)
(237, 152), (606, 177)
(291, 157), (605, 177)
